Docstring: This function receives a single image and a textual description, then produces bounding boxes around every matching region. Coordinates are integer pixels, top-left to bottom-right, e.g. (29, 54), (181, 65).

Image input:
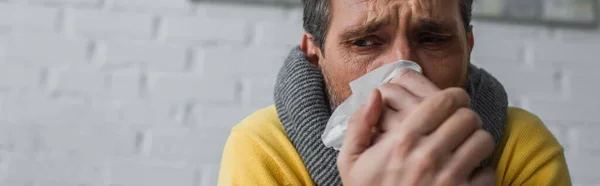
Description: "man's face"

(306, 0), (474, 109)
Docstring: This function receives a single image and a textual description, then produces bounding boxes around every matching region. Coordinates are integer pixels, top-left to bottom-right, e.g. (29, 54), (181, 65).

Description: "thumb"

(341, 89), (383, 157)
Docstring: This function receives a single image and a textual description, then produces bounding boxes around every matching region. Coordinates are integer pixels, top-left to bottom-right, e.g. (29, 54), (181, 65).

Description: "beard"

(322, 69), (345, 112)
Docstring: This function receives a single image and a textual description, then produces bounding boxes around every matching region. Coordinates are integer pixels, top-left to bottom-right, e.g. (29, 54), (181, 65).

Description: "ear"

(467, 25), (474, 55)
(301, 33), (321, 66)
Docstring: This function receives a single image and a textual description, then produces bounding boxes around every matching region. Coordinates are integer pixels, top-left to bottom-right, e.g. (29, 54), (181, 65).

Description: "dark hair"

(302, 0), (474, 53)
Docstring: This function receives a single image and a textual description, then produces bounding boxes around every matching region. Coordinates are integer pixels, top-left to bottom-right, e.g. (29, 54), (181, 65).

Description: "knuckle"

(446, 87), (470, 104)
(412, 147), (439, 170)
(478, 130), (496, 151)
(390, 133), (416, 156)
(457, 108), (482, 129)
(431, 91), (455, 109)
(478, 130), (494, 143)
(378, 84), (402, 99)
(447, 87), (468, 96)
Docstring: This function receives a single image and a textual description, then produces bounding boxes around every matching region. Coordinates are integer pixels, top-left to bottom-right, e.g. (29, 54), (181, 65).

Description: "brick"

(113, 100), (185, 130)
(46, 67), (107, 95)
(109, 69), (141, 99)
(67, 9), (154, 39)
(240, 104), (272, 118)
(195, 2), (287, 22)
(188, 104), (244, 128)
(476, 63), (558, 98)
(555, 28), (600, 44)
(0, 33), (7, 61)
(543, 121), (569, 150)
(0, 94), (4, 120)
(565, 154), (600, 185)
(253, 21), (304, 47)
(529, 40), (600, 70)
(7, 33), (89, 66)
(472, 21), (543, 40)
(1, 92), (113, 124)
(564, 70), (600, 99)
(28, 0), (100, 6)
(196, 46), (288, 79)
(0, 180), (36, 186)
(102, 41), (187, 71)
(523, 98), (599, 123)
(0, 4), (59, 31)
(37, 123), (136, 157)
(0, 123), (41, 153)
(109, 158), (196, 186)
(471, 38), (524, 64)
(163, 16), (247, 44)
(5, 155), (106, 185)
(288, 7), (303, 23)
(241, 78), (274, 106)
(0, 62), (41, 89)
(111, 0), (193, 12)
(147, 72), (236, 103)
(567, 123), (600, 156)
(146, 126), (229, 164)
(198, 164), (219, 186)
(0, 93), (46, 122)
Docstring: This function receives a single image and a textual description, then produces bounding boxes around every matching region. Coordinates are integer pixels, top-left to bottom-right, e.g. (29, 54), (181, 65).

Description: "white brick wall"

(0, 4), (59, 31)
(163, 16), (247, 44)
(0, 1), (598, 185)
(66, 8), (155, 39)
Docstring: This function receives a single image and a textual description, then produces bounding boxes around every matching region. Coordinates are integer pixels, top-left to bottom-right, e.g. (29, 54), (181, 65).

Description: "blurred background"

(0, 0), (598, 185)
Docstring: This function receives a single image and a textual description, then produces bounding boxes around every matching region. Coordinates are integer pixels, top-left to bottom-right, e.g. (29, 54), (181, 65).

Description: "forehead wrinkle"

(412, 0), (455, 21)
(364, 0), (404, 27)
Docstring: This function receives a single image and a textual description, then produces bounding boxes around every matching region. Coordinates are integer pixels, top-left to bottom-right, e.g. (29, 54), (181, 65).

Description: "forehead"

(331, 0), (461, 25)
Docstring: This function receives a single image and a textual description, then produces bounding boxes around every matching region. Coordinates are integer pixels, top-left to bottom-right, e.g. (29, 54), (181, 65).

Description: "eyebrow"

(339, 17), (455, 41)
(339, 18), (391, 41)
(418, 18), (454, 33)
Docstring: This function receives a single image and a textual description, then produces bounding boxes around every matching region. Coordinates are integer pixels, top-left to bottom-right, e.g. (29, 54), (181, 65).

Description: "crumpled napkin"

(322, 60), (423, 150)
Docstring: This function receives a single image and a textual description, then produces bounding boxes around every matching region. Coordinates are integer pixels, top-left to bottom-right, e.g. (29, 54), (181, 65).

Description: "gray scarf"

(274, 47), (508, 186)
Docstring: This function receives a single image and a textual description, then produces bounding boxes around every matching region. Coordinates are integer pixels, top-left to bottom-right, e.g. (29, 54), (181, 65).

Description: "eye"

(352, 36), (382, 48)
(419, 36), (447, 44)
(353, 38), (375, 47)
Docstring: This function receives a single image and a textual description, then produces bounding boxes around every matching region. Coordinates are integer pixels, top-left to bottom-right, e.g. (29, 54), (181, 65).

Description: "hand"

(337, 69), (496, 186)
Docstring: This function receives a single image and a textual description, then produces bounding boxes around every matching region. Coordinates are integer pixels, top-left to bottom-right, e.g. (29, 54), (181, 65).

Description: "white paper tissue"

(321, 60), (423, 150)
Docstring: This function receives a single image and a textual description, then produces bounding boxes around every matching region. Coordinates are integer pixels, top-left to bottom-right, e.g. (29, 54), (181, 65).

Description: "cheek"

(320, 56), (370, 103)
(417, 40), (469, 89)
(419, 51), (468, 89)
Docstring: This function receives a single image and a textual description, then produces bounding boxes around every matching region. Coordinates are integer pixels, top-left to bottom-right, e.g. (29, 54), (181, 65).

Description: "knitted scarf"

(274, 47), (508, 185)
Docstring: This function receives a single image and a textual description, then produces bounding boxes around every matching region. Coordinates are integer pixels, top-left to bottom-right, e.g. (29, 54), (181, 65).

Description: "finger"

(469, 167), (496, 186)
(428, 108), (482, 152)
(341, 89), (383, 158)
(389, 68), (440, 98)
(397, 88), (470, 135)
(378, 83), (421, 111)
(441, 130), (495, 181)
(379, 108), (410, 133)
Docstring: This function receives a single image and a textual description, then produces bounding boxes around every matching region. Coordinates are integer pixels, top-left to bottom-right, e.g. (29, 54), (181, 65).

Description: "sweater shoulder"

(220, 105), (314, 186)
(491, 107), (570, 185)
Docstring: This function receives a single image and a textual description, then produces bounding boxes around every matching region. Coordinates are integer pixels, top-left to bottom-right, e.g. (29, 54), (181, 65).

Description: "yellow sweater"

(219, 105), (571, 186)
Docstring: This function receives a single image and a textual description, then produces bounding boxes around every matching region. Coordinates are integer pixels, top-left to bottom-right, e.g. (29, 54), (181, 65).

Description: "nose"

(383, 38), (418, 65)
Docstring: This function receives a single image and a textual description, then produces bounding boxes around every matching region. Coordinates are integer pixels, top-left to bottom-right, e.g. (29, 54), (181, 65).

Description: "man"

(219, 0), (571, 185)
